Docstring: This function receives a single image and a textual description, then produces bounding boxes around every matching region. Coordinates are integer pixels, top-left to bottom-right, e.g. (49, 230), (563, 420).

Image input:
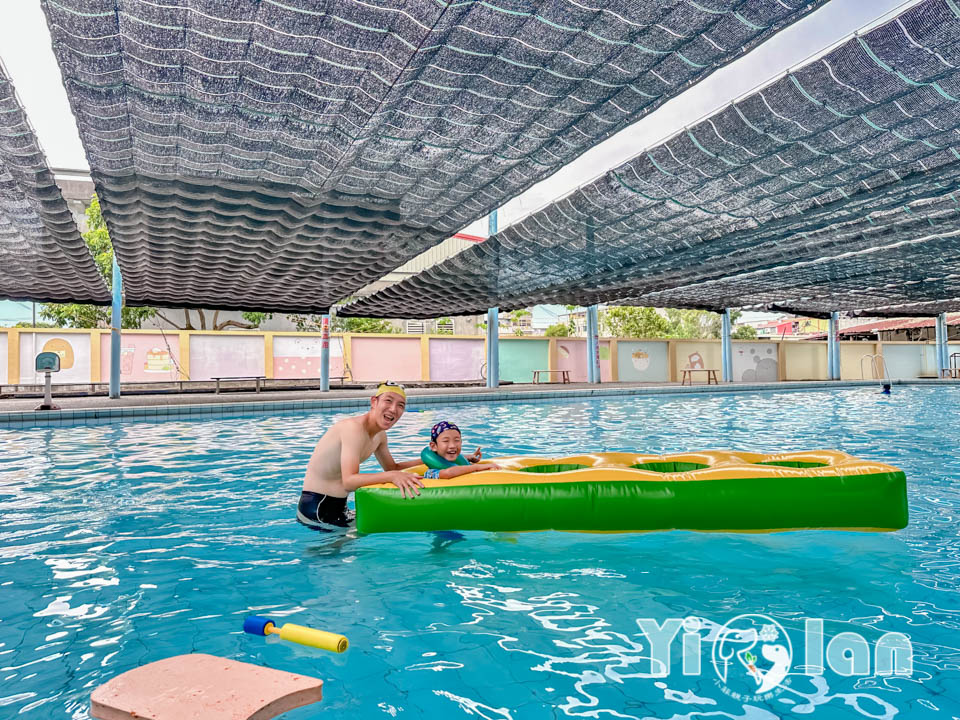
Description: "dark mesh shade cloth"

(342, 0), (960, 319)
(42, 0), (827, 313)
(0, 64), (109, 304)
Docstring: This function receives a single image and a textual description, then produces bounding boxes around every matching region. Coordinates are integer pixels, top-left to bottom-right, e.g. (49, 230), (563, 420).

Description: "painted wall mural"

(556, 339), (611, 382)
(733, 342), (778, 382)
(18, 333), (91, 385)
(273, 335), (345, 380)
(101, 334), (181, 382)
(617, 341), (669, 382)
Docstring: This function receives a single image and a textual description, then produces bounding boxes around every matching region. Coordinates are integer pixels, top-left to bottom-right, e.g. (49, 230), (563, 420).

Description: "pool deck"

(0, 377), (954, 428)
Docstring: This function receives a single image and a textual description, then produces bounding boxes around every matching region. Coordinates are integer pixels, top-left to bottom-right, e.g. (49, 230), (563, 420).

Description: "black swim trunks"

(297, 491), (355, 530)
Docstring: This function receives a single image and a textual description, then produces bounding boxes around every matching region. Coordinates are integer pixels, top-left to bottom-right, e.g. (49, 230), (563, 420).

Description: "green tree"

(40, 196), (156, 329)
(40, 195), (272, 330)
(600, 306), (671, 338)
(732, 324), (757, 340)
(544, 322), (571, 337)
(288, 314), (397, 333)
(435, 317), (454, 335)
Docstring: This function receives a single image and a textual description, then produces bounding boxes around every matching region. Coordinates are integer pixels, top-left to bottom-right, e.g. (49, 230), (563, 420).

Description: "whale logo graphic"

(712, 614), (793, 698)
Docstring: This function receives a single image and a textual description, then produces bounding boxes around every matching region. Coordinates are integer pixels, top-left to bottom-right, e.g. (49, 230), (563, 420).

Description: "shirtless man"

(297, 382), (424, 530)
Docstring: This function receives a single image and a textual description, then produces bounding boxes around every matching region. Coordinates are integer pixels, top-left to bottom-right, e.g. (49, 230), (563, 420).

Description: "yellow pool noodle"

(267, 622), (349, 653)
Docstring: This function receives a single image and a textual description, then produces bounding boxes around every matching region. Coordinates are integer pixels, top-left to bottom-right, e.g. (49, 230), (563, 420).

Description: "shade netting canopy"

(342, 0), (960, 319)
(43, 0), (827, 313)
(0, 63), (109, 305)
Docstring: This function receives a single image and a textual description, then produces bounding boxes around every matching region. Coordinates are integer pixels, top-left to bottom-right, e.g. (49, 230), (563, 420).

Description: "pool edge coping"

(0, 379), (951, 428)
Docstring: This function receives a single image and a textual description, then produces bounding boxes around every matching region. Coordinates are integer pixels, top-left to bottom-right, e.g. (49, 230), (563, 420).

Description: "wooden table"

(533, 369), (571, 384)
(681, 368), (719, 386)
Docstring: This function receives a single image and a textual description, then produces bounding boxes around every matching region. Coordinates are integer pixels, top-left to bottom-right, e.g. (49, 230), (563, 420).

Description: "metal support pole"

(320, 314), (330, 391)
(486, 308), (499, 388)
(934, 313), (944, 378)
(486, 210), (500, 389)
(109, 254), (123, 399)
(939, 312), (950, 375)
(587, 305), (601, 383)
(828, 312), (840, 380)
(585, 307), (595, 383)
(721, 309), (733, 382)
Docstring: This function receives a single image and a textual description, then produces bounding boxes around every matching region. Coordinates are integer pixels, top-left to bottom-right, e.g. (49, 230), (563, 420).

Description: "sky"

(0, 0), (916, 326)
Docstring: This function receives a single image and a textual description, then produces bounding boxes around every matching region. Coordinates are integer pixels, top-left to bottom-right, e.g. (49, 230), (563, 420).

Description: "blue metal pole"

(487, 308), (499, 388)
(584, 307), (592, 383)
(591, 306), (601, 383)
(826, 313), (835, 380)
(486, 210), (500, 389)
(940, 312), (950, 375)
(829, 312), (840, 380)
(109, 254), (123, 399)
(721, 309), (733, 382)
(320, 314), (330, 391)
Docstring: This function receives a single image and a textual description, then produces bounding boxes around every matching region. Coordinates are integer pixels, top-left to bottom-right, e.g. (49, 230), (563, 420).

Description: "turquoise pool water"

(1, 387), (959, 719)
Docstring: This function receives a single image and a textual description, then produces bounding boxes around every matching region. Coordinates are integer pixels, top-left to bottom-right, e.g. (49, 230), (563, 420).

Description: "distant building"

(833, 315), (959, 342)
(741, 315), (829, 339)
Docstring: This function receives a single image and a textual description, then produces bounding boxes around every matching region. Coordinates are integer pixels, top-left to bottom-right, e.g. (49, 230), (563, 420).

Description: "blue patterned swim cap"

(431, 421), (460, 442)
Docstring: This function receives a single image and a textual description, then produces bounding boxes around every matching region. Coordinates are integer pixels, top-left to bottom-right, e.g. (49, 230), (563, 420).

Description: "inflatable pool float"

(355, 451), (908, 534)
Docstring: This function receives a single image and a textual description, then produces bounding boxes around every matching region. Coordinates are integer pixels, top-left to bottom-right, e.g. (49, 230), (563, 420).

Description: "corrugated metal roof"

(43, 0), (828, 313)
(342, 0), (960, 319)
(0, 62), (109, 305)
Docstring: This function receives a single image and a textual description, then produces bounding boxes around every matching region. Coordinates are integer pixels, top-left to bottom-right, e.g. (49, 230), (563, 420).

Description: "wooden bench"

(681, 368), (719, 386)
(211, 375), (266, 394)
(533, 369), (571, 384)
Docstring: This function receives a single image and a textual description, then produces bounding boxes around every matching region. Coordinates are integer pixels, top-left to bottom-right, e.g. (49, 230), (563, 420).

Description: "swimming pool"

(1, 387), (958, 719)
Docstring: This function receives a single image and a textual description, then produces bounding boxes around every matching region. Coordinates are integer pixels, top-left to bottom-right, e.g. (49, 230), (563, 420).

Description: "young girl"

(423, 421), (500, 479)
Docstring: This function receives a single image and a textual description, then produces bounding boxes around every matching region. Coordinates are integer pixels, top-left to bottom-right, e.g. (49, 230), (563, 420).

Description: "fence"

(1, 328), (956, 386)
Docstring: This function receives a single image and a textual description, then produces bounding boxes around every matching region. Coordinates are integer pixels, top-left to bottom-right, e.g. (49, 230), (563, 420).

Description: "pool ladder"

(860, 354), (890, 385)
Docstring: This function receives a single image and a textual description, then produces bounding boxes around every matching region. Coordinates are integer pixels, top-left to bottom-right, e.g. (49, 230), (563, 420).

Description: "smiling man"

(297, 382), (424, 530)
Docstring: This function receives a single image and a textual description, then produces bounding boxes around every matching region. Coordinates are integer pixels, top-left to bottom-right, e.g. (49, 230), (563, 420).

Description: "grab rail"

(860, 354), (889, 382)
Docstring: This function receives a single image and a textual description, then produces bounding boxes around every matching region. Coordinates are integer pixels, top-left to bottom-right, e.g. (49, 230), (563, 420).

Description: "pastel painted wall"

(555, 339), (612, 382)
(880, 343), (944, 378)
(674, 341), (721, 377)
(0, 332), (6, 383)
(429, 338), (484, 382)
(351, 336), (421, 382)
(500, 339), (549, 383)
(18, 332), (92, 385)
(616, 341), (669, 382)
(273, 334), (344, 380)
(189, 333), (265, 381)
(101, 333), (181, 382)
(839, 342), (880, 380)
(783, 342), (827, 380)
(732, 342), (779, 382)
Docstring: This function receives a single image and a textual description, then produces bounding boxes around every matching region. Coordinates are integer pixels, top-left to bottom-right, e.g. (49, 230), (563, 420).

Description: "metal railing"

(860, 354), (889, 382)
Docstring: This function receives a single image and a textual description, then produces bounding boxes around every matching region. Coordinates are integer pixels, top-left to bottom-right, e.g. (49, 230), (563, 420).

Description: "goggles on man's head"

(375, 381), (406, 400)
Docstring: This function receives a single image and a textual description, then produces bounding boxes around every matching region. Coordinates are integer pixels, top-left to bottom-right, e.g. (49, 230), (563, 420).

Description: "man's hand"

(388, 471), (424, 499)
(466, 447), (483, 463)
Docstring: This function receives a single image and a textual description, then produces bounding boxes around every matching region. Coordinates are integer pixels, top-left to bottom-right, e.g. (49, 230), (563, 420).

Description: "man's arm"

(341, 429), (423, 498)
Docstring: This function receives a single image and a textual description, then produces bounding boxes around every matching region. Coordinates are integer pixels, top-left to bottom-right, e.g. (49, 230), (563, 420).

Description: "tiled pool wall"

(0, 379), (947, 429)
